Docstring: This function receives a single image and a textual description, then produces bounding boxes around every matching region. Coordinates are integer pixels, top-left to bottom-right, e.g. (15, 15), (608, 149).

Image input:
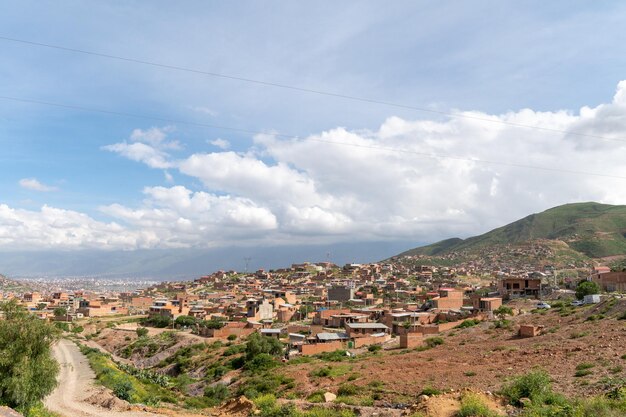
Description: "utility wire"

(1, 94), (625, 181)
(2, 35), (626, 144)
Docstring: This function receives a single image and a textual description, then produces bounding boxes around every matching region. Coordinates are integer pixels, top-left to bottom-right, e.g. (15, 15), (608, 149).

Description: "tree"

(493, 305), (513, 320)
(576, 280), (600, 300)
(245, 333), (283, 362)
(175, 315), (197, 328)
(53, 307), (67, 317)
(0, 299), (60, 409)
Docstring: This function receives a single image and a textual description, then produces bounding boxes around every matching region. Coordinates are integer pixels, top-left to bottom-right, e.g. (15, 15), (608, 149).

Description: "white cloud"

(103, 126), (181, 169)
(18, 178), (58, 192)
(209, 138), (230, 149)
(189, 106), (218, 117)
(5, 81), (626, 250)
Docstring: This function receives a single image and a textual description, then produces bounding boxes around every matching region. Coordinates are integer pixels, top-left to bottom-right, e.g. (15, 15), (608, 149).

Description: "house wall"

(299, 341), (344, 355)
(433, 297), (464, 310)
(352, 334), (390, 348)
(519, 325), (543, 338)
(399, 334), (424, 349)
(591, 272), (626, 292)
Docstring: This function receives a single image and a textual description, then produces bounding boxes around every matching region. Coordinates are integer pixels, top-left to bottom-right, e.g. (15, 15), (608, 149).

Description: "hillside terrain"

(395, 202), (626, 267)
(76, 298), (626, 416)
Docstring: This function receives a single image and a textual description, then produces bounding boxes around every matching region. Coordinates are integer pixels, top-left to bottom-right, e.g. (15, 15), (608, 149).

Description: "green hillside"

(400, 202), (626, 259)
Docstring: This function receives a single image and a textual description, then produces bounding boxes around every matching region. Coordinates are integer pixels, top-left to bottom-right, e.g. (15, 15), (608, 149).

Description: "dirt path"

(44, 339), (160, 417)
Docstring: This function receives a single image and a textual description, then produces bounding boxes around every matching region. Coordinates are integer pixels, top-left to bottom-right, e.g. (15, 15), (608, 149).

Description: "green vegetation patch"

(79, 345), (177, 405)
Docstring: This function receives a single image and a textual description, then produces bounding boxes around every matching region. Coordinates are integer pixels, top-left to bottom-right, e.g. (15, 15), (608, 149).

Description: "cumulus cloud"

(209, 138), (230, 149)
(18, 178), (58, 192)
(102, 126), (180, 169)
(4, 81), (626, 250)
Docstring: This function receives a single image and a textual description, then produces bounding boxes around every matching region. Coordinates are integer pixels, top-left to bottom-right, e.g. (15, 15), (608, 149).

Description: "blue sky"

(2, 1), (626, 262)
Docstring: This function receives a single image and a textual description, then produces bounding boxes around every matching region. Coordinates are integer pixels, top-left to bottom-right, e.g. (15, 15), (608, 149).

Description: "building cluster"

(3, 258), (621, 358)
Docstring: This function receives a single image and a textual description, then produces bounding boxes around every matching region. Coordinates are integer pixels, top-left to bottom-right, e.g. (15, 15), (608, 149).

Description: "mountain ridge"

(397, 202), (626, 259)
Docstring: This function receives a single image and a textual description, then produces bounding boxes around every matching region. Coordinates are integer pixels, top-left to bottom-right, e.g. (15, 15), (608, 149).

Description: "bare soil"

(283, 298), (626, 404)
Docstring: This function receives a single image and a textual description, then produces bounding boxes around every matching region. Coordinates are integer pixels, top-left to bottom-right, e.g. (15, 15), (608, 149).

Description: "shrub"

(494, 306), (513, 318)
(425, 337), (444, 348)
(420, 386), (441, 396)
(227, 334), (237, 341)
(500, 370), (554, 406)
(458, 392), (498, 417)
(367, 344), (382, 352)
(316, 350), (349, 362)
(136, 327), (149, 337)
(337, 383), (360, 396)
(307, 390), (326, 403)
(456, 319), (481, 329)
(112, 379), (133, 401)
(245, 333), (284, 361)
(493, 319), (512, 329)
(574, 364), (594, 377)
(204, 383), (229, 406)
(143, 315), (172, 328)
(54, 322), (70, 332)
(244, 353), (279, 372)
(175, 315), (197, 328)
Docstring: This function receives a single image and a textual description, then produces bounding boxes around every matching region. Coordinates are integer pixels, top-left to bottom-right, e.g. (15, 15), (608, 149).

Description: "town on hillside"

(4, 258), (625, 355)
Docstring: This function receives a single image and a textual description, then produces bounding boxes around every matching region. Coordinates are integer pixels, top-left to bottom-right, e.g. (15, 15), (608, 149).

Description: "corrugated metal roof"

(260, 328), (282, 333)
(345, 322), (389, 329)
(316, 332), (349, 340)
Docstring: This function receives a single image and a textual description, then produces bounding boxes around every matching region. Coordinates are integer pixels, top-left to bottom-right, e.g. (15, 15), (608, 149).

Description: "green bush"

(456, 319), (481, 329)
(420, 386), (441, 396)
(175, 315), (197, 328)
(204, 383), (230, 406)
(112, 379), (133, 401)
(425, 337), (444, 348)
(307, 390), (326, 403)
(337, 383), (360, 396)
(458, 392), (499, 417)
(227, 334), (237, 341)
(500, 370), (562, 407)
(493, 319), (512, 329)
(245, 333), (284, 361)
(136, 327), (149, 337)
(494, 306), (513, 317)
(244, 353), (279, 371)
(143, 315), (172, 328)
(316, 350), (350, 362)
(367, 344), (382, 352)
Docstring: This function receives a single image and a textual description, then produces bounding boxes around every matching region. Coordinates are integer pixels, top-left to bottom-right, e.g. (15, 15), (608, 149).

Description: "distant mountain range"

(0, 241), (415, 280)
(397, 202), (626, 260)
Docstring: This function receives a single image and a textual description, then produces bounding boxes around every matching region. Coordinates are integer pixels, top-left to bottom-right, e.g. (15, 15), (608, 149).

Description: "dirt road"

(44, 339), (159, 417)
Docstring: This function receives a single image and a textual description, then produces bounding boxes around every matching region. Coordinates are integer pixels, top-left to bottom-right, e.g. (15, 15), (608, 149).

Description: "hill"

(398, 202), (626, 259)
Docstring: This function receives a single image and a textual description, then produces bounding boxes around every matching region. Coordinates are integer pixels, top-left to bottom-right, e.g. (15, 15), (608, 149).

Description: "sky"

(2, 1), (626, 273)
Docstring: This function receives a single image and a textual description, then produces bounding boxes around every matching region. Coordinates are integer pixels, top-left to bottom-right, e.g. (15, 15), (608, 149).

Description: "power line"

(2, 35), (626, 145)
(1, 94), (625, 181)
